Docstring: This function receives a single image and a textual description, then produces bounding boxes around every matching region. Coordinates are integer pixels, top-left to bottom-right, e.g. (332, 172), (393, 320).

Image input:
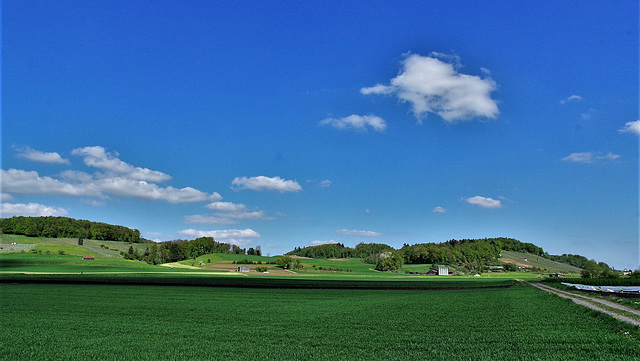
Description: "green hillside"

(500, 250), (582, 273)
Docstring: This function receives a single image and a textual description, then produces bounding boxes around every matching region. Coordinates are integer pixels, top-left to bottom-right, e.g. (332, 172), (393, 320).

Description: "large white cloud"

(336, 229), (382, 237)
(1, 168), (220, 204)
(232, 176), (302, 193)
(72, 146), (171, 183)
(1, 169), (101, 197)
(1, 202), (69, 217)
(361, 53), (499, 123)
(618, 120), (640, 135)
(319, 115), (387, 132)
(16, 146), (70, 164)
(97, 177), (221, 203)
(464, 196), (503, 209)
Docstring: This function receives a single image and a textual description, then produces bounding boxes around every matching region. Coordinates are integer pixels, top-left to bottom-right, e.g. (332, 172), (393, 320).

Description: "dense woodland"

(1, 216), (142, 243)
(131, 237), (260, 264)
(288, 242), (393, 259)
(289, 237), (543, 268)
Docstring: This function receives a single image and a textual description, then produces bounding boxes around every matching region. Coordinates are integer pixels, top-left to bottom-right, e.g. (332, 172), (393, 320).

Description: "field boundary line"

(528, 282), (640, 327)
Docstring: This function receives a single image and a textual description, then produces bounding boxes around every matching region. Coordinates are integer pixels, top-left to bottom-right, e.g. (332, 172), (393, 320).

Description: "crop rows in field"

(1, 283), (639, 360)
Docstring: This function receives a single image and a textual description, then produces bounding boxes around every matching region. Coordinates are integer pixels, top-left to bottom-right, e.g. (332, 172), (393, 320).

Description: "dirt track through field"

(529, 282), (640, 327)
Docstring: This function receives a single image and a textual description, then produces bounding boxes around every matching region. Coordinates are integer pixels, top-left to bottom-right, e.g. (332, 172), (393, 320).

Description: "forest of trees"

(126, 237), (259, 264)
(399, 237), (543, 267)
(0, 216), (142, 243)
(288, 242), (393, 259)
(288, 237), (542, 269)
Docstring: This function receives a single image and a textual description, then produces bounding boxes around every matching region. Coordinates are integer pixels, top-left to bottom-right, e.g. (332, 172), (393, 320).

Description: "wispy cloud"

(335, 229), (382, 237)
(15, 146), (70, 164)
(361, 53), (499, 123)
(185, 201), (275, 225)
(562, 152), (621, 164)
(560, 94), (583, 104)
(318, 180), (332, 188)
(178, 228), (260, 246)
(618, 120), (640, 135)
(1, 202), (69, 217)
(72, 146), (171, 183)
(319, 115), (387, 132)
(231, 176), (302, 193)
(310, 240), (340, 246)
(464, 196), (503, 209)
(432, 206), (447, 213)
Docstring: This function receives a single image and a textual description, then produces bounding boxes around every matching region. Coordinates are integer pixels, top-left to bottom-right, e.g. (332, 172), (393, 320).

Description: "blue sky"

(2, 1), (638, 268)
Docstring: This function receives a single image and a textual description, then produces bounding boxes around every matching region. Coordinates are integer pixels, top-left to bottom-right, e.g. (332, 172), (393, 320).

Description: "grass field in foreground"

(1, 282), (639, 360)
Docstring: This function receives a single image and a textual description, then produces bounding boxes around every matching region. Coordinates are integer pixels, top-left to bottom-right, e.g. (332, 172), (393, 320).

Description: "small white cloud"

(318, 180), (332, 188)
(310, 240), (340, 246)
(618, 120), (640, 135)
(597, 153), (621, 161)
(361, 53), (499, 123)
(319, 115), (387, 132)
(1, 193), (14, 202)
(15, 146), (70, 164)
(1, 202), (69, 217)
(464, 196), (503, 209)
(562, 152), (621, 163)
(432, 206), (447, 213)
(335, 229), (382, 237)
(232, 176), (302, 193)
(206, 201), (247, 212)
(560, 95), (584, 104)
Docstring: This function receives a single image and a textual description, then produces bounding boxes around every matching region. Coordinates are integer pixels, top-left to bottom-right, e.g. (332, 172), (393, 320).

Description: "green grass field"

(1, 282), (639, 360)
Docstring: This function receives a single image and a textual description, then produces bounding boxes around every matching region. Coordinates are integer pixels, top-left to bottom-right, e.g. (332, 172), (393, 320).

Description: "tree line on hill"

(0, 216), (142, 243)
(287, 237), (616, 277)
(122, 237), (261, 264)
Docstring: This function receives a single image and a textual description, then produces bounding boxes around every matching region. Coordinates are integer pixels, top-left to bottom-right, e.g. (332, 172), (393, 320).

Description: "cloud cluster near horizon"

(361, 53), (499, 123)
(1, 146), (222, 218)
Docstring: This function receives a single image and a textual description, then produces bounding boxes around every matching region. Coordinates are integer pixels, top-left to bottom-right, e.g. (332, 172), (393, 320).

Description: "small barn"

(82, 256), (95, 260)
(237, 265), (250, 272)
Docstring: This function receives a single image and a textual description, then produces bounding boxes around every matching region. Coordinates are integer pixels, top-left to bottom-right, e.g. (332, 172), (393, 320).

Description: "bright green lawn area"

(1, 282), (639, 360)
